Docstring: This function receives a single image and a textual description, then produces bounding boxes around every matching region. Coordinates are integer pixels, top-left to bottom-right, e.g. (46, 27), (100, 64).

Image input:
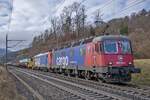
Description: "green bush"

(120, 26), (128, 35)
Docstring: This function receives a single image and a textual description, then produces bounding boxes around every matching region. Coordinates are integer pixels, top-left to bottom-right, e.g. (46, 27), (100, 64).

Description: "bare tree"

(71, 2), (87, 37)
(80, 5), (87, 36)
(51, 17), (58, 39)
(60, 6), (73, 35)
(72, 2), (81, 37)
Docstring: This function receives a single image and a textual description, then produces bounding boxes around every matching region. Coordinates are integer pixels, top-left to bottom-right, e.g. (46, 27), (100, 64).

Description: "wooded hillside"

(19, 2), (150, 59)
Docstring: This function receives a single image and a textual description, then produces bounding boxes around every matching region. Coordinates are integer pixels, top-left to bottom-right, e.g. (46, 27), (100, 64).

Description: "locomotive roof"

(49, 35), (129, 51)
(92, 35), (129, 42)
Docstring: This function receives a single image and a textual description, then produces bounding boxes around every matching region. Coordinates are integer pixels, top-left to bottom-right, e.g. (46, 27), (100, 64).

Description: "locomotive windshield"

(103, 40), (131, 54)
(104, 40), (118, 54)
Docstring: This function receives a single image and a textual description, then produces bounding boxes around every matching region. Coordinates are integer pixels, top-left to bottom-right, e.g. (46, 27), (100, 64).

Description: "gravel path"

(10, 74), (35, 100)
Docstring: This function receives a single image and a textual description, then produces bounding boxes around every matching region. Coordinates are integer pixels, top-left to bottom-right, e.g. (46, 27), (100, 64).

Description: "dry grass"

(131, 59), (150, 86)
(0, 66), (26, 100)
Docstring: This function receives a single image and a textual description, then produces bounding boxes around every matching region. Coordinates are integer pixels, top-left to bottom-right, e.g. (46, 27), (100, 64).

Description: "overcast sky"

(0, 0), (150, 51)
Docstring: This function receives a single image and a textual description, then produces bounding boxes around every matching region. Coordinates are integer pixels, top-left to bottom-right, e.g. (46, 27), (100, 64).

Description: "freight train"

(18, 35), (141, 83)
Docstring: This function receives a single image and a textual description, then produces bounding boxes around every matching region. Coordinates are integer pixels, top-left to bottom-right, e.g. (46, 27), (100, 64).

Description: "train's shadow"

(109, 82), (138, 88)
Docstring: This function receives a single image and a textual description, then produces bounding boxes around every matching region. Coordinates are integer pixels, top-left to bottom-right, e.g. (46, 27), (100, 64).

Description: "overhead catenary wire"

(8, 40), (32, 48)
(8, 41), (25, 48)
(92, 0), (113, 14)
(104, 0), (146, 21)
(84, 0), (146, 21)
(114, 0), (146, 17)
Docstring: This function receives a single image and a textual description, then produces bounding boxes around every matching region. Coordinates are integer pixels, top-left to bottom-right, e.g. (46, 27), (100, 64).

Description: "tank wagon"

(48, 35), (140, 83)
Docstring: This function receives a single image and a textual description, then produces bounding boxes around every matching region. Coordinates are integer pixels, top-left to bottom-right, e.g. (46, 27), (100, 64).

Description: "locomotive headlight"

(128, 62), (132, 65)
(128, 62), (133, 66)
(108, 62), (113, 65)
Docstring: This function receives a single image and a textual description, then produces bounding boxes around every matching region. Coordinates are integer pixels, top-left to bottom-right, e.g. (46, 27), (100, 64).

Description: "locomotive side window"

(95, 42), (102, 53)
(92, 47), (94, 53)
(57, 52), (60, 57)
(99, 43), (102, 52)
(95, 43), (99, 52)
(104, 40), (118, 54)
(80, 47), (86, 56)
(87, 46), (90, 54)
(70, 49), (74, 57)
(83, 48), (86, 55)
(61, 51), (66, 56)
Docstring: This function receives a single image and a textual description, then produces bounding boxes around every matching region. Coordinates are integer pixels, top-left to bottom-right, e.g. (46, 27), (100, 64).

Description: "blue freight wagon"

(34, 52), (48, 71)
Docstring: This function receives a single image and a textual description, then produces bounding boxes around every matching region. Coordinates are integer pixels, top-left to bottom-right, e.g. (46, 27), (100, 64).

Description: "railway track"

(9, 68), (85, 100)
(9, 67), (131, 100)
(10, 71), (45, 100)
(15, 67), (150, 100)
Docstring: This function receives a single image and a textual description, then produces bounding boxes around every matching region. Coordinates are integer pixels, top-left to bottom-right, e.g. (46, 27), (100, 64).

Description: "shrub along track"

(9, 67), (131, 100)
(17, 67), (150, 100)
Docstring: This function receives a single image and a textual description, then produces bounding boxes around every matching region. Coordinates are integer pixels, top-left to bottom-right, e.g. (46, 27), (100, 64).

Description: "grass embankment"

(132, 59), (150, 86)
(0, 66), (26, 100)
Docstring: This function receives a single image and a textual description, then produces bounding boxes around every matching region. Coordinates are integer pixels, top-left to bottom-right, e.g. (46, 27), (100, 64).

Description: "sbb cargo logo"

(56, 56), (69, 66)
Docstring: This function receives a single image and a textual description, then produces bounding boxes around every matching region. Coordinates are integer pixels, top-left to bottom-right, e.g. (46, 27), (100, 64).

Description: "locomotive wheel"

(85, 71), (90, 80)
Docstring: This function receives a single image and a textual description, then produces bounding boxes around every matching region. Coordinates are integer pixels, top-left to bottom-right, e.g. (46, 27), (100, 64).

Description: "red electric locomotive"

(85, 35), (140, 82)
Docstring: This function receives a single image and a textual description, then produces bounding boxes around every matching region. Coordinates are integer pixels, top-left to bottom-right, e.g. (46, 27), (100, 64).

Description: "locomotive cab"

(93, 35), (140, 83)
